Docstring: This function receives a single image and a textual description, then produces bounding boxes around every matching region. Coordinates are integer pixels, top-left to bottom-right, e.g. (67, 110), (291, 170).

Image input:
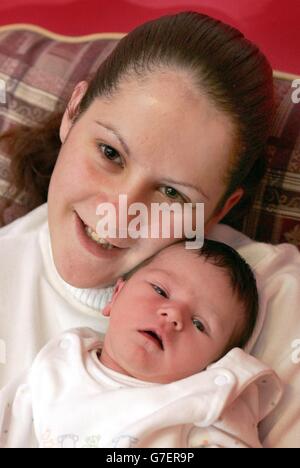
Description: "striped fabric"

(231, 78), (300, 249)
(0, 27), (299, 250)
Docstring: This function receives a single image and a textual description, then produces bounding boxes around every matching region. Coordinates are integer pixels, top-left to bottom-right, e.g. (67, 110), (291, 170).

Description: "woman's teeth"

(84, 226), (115, 250)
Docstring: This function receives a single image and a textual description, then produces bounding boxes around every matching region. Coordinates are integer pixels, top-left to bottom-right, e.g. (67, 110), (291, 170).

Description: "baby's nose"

(159, 307), (183, 331)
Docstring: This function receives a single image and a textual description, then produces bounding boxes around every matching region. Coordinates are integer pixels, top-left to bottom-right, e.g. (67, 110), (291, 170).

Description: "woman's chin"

(52, 252), (116, 289)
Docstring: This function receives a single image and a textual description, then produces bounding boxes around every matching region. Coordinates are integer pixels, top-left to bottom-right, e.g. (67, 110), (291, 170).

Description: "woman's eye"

(152, 284), (168, 299)
(192, 318), (206, 333)
(160, 186), (186, 203)
(97, 143), (124, 167)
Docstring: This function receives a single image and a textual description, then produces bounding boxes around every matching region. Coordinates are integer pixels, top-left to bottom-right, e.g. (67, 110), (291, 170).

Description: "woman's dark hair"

(1, 11), (274, 222)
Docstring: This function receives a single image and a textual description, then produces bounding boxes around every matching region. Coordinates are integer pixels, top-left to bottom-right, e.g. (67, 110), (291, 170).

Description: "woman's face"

(48, 69), (243, 288)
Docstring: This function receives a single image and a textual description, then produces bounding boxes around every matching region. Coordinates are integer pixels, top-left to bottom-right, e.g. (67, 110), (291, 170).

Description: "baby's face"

(101, 243), (243, 384)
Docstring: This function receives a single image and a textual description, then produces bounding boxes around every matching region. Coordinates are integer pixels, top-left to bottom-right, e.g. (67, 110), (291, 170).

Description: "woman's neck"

(48, 238), (115, 311)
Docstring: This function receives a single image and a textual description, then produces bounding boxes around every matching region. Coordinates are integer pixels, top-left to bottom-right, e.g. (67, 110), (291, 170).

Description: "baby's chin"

(118, 362), (205, 385)
(131, 371), (203, 385)
(99, 350), (173, 384)
(101, 340), (207, 384)
(125, 359), (209, 384)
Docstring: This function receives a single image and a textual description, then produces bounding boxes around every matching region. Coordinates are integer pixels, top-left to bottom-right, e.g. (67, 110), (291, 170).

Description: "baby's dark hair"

(197, 239), (258, 354)
(123, 238), (258, 353)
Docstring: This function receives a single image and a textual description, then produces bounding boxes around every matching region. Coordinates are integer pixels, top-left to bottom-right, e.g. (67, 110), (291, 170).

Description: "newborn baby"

(100, 238), (259, 383)
(0, 240), (282, 449)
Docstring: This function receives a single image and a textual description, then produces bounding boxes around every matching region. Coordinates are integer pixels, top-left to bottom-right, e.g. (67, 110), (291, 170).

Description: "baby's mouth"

(139, 330), (164, 350)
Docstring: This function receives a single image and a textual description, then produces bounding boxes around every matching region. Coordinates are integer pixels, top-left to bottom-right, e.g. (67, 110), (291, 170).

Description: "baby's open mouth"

(140, 330), (164, 350)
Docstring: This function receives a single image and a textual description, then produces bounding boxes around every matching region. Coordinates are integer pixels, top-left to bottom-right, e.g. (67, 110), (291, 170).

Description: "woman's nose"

(117, 173), (150, 207)
(113, 190), (151, 238)
(159, 307), (184, 331)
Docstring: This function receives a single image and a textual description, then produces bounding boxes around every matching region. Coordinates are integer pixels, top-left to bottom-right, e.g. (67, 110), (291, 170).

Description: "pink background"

(0, 0), (299, 74)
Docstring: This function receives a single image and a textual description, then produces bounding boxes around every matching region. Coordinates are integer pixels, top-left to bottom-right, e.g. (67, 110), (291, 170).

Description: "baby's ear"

(102, 303), (111, 317)
(101, 278), (126, 317)
(114, 278), (126, 297)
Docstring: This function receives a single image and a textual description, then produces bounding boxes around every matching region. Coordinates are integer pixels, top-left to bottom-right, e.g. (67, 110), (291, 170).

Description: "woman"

(0, 11), (299, 447)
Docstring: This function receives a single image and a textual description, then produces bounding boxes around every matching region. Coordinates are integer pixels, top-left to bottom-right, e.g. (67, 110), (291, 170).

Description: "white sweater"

(0, 204), (300, 448)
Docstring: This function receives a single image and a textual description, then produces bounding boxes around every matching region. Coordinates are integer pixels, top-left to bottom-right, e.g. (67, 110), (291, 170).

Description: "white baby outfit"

(0, 204), (299, 447)
(0, 328), (283, 448)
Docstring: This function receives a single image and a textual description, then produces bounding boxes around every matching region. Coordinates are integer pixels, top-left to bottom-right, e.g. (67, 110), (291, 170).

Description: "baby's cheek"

(189, 341), (213, 371)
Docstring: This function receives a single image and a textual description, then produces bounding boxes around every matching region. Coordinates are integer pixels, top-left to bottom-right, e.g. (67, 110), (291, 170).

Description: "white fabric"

(0, 203), (299, 447)
(0, 328), (283, 449)
(0, 204), (114, 388)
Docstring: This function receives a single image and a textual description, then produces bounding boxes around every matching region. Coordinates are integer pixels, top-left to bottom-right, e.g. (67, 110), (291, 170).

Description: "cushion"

(0, 26), (299, 250)
(231, 76), (300, 249)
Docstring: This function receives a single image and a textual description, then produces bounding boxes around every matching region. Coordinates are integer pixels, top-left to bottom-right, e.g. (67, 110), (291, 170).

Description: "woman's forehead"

(78, 72), (236, 206)
(91, 69), (230, 130)
(88, 89), (234, 172)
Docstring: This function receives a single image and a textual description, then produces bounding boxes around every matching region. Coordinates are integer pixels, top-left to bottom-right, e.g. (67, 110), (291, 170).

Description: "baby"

(0, 239), (282, 449)
(100, 238), (259, 384)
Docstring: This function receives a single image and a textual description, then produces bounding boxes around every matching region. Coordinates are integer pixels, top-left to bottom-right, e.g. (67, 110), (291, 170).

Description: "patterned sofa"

(0, 25), (299, 250)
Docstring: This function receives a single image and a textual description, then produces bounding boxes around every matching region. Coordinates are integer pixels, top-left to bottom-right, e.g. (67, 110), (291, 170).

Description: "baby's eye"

(192, 318), (206, 333)
(151, 284), (168, 299)
(97, 143), (124, 167)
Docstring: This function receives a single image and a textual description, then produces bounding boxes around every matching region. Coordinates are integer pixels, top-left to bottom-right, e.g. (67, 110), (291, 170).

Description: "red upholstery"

(0, 0), (299, 74)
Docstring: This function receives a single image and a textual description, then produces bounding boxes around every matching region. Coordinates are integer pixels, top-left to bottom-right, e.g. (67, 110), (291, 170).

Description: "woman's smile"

(74, 210), (128, 259)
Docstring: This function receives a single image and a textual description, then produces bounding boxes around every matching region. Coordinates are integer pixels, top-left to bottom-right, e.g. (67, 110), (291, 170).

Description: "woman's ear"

(101, 278), (127, 317)
(59, 81), (89, 144)
(205, 187), (244, 233)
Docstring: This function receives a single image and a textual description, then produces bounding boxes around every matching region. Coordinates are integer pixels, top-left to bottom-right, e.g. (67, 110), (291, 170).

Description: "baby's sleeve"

(185, 349), (283, 449)
(187, 425), (250, 449)
(0, 371), (36, 448)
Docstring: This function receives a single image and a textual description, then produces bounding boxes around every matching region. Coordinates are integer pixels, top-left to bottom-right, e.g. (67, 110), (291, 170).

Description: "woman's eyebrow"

(95, 120), (209, 200)
(95, 120), (130, 157)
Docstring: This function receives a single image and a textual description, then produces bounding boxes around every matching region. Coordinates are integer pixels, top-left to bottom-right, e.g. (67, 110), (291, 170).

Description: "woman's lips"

(74, 211), (126, 259)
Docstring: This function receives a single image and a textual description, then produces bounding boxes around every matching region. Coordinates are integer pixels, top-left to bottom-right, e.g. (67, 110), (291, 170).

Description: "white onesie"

(0, 328), (282, 449)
